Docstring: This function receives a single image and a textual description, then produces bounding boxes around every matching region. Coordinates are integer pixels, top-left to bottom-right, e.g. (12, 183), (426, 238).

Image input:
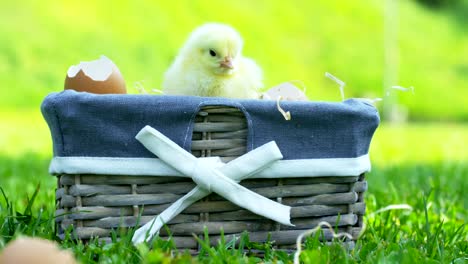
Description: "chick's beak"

(220, 56), (234, 69)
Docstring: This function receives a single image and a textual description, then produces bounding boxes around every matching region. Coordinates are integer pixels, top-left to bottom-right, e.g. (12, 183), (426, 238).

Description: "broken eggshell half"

(261, 82), (308, 101)
(64, 55), (127, 94)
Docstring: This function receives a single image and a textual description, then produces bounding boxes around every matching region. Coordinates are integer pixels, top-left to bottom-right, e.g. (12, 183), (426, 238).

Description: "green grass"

(370, 122), (468, 164)
(1, 0), (468, 120)
(0, 110), (467, 263)
(1, 158), (466, 263)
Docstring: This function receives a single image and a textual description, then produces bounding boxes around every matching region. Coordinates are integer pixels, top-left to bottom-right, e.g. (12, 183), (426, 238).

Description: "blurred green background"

(0, 0), (466, 203)
(0, 1), (467, 261)
(0, 0), (466, 182)
(0, 0), (467, 120)
(1, 0), (467, 197)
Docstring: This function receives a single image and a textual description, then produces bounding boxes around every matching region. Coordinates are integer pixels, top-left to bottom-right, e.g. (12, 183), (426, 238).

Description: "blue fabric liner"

(41, 90), (379, 160)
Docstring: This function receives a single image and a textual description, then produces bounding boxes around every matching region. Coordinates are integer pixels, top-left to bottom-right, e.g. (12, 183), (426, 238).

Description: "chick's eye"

(209, 49), (217, 57)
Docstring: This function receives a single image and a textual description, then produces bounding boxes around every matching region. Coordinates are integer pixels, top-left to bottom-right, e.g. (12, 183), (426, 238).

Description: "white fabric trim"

(49, 154), (371, 178)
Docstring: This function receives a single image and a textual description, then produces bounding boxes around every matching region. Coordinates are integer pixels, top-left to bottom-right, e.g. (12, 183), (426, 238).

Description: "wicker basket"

(54, 105), (367, 249)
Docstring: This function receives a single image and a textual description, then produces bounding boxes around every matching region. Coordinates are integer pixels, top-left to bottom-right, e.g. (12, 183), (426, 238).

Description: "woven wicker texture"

(55, 106), (367, 249)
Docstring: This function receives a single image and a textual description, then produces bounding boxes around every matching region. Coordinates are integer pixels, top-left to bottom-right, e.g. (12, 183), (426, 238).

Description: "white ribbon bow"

(132, 126), (292, 244)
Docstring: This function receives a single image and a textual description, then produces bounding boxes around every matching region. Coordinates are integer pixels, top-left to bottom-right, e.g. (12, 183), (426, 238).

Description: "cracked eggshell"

(64, 55), (127, 94)
(0, 237), (77, 264)
(261, 82), (308, 101)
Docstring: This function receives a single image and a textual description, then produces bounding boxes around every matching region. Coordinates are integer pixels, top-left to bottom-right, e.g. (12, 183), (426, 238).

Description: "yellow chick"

(162, 23), (263, 99)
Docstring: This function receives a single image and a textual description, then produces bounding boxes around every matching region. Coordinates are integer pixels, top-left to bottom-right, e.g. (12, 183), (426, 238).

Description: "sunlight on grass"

(0, 110), (54, 210)
(0, 109), (52, 157)
(370, 123), (468, 166)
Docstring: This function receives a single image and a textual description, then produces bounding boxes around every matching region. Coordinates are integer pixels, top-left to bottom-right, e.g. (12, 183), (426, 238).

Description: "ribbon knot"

(132, 125), (292, 244)
(191, 158), (221, 192)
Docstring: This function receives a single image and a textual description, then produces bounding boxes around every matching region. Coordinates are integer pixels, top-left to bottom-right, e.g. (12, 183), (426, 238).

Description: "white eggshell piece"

(262, 82), (308, 101)
(67, 55), (116, 81)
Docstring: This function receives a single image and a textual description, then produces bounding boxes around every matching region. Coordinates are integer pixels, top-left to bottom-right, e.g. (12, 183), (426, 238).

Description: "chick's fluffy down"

(163, 23), (262, 99)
